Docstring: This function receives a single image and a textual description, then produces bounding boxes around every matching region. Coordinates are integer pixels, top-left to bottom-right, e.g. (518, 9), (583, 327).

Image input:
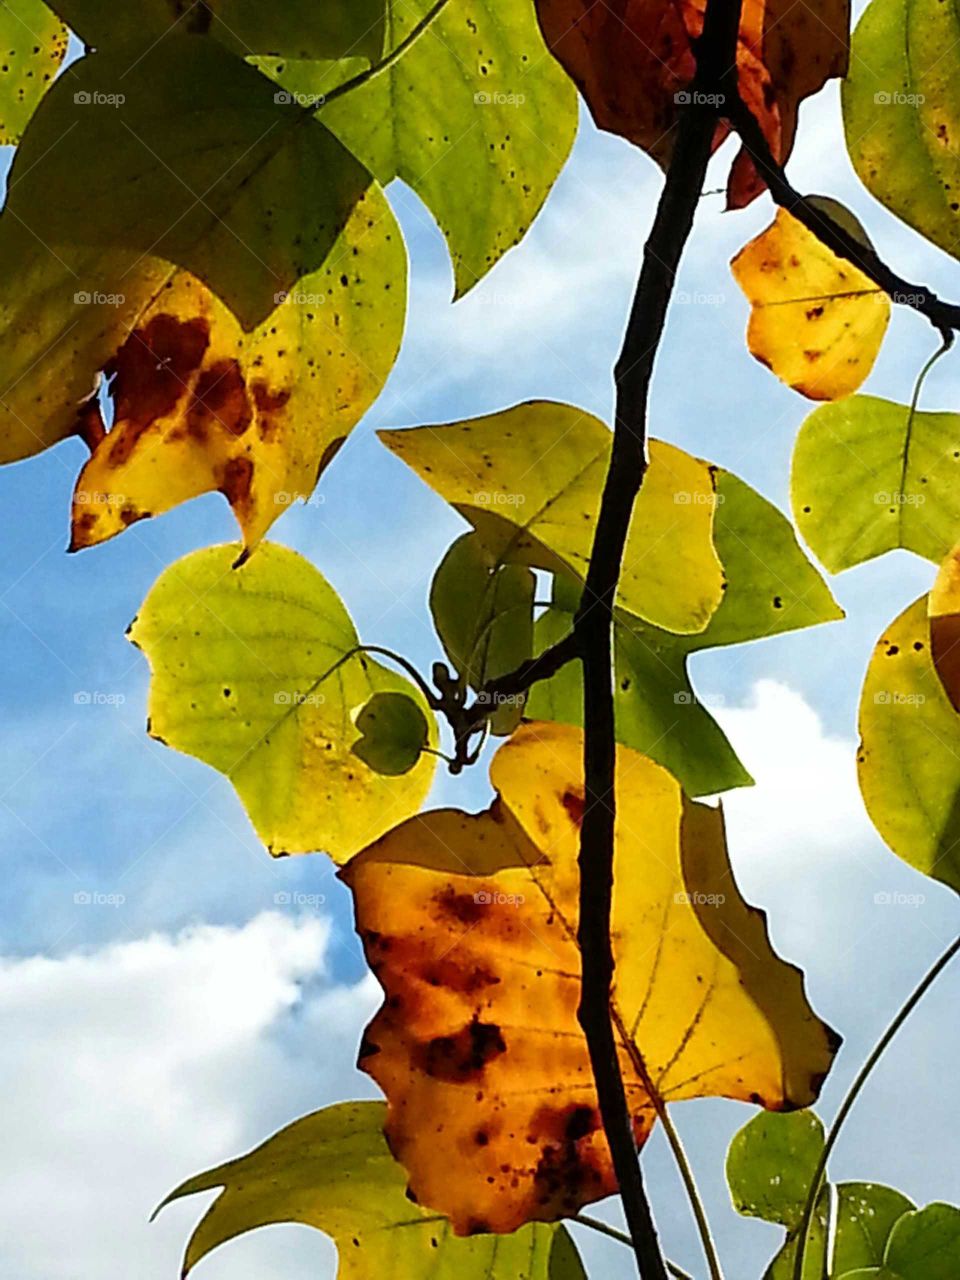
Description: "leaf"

(67, 186), (404, 550)
(6, 37), (374, 330)
(129, 543), (437, 863)
(727, 1111), (917, 1280)
(340, 721), (840, 1234)
(928, 541), (960, 713)
(843, 0), (960, 267)
(528, 469), (841, 797)
(156, 1100), (587, 1280)
(535, 0), (848, 206)
(430, 532), (535, 735)
(353, 692), (430, 777)
(0, 0), (67, 144)
(857, 594), (960, 893)
(256, 0), (577, 296)
(731, 204), (889, 401)
(864, 1203), (960, 1279)
(379, 401), (726, 635)
(50, 0), (386, 61)
(792, 396), (960, 573)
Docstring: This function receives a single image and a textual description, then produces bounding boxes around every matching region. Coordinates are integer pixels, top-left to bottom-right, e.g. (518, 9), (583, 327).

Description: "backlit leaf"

(156, 1100), (587, 1280)
(7, 37), (373, 329)
(529, 469), (841, 796)
(792, 396), (960, 573)
(352, 692), (429, 777)
(430, 532), (535, 735)
(340, 721), (839, 1233)
(864, 1203), (960, 1279)
(129, 543), (437, 863)
(50, 0), (386, 61)
(67, 186), (404, 550)
(258, 0), (578, 296)
(379, 401), (725, 635)
(536, 0), (848, 206)
(731, 204), (889, 400)
(843, 0), (960, 266)
(857, 594), (960, 892)
(0, 0), (66, 143)
(928, 541), (960, 712)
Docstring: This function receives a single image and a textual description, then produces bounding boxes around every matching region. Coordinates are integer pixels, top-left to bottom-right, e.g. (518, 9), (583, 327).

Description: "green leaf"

(430, 532), (534, 734)
(842, 0), (960, 263)
(7, 36), (374, 329)
(834, 1184), (916, 1275)
(353, 691), (430, 776)
(379, 401), (726, 635)
(873, 1203), (960, 1279)
(155, 1101), (587, 1279)
(858, 594), (960, 892)
(0, 0), (66, 143)
(128, 543), (437, 863)
(727, 1110), (825, 1229)
(50, 0), (386, 60)
(256, 0), (578, 295)
(792, 396), (960, 572)
(528, 470), (841, 796)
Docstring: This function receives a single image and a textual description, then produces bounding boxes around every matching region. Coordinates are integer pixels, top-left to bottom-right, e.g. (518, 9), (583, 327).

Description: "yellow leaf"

(731, 204), (889, 401)
(63, 185), (404, 550)
(929, 540), (960, 713)
(340, 721), (839, 1234)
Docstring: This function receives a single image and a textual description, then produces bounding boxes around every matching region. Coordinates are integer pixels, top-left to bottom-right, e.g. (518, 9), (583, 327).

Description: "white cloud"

(0, 912), (379, 1280)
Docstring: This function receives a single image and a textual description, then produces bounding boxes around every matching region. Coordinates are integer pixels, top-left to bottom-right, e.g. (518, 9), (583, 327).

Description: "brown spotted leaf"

(340, 721), (839, 1234)
(69, 186), (404, 551)
(535, 0), (848, 206)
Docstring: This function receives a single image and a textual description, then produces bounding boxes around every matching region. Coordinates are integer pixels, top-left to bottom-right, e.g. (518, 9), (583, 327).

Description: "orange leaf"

(340, 721), (839, 1234)
(535, 0), (849, 206)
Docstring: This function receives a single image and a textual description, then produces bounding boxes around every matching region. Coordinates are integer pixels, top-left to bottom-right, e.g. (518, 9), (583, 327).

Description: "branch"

(322, 0), (452, 106)
(569, 2), (744, 1275)
(725, 93), (960, 340)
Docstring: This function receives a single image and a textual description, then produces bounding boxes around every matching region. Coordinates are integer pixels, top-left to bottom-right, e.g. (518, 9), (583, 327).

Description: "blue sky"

(0, 33), (958, 1280)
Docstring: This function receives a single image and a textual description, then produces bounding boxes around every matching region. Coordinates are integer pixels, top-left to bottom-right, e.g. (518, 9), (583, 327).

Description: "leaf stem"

(793, 933), (960, 1280)
(322, 0), (452, 106)
(569, 3), (742, 1276)
(574, 1216), (695, 1280)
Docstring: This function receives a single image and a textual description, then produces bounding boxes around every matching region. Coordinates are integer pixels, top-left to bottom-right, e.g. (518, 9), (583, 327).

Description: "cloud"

(0, 912), (379, 1280)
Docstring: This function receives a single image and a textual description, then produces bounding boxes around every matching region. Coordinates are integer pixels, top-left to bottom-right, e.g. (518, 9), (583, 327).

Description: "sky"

(0, 17), (959, 1280)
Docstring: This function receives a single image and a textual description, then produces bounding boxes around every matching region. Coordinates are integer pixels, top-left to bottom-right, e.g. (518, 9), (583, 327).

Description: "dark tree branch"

(567, 3), (744, 1275)
(725, 93), (960, 342)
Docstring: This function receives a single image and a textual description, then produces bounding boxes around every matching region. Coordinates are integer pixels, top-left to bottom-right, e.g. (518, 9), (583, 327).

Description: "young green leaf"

(858, 595), (960, 893)
(155, 1100), (586, 1279)
(255, 0), (578, 296)
(843, 0), (960, 266)
(341, 721), (839, 1234)
(430, 532), (535, 735)
(379, 401), (726, 636)
(0, 0), (67, 143)
(731, 204), (889, 401)
(7, 37), (373, 330)
(352, 692), (430, 776)
(129, 543), (437, 863)
(792, 396), (960, 573)
(864, 1202), (960, 1279)
(529, 470), (841, 796)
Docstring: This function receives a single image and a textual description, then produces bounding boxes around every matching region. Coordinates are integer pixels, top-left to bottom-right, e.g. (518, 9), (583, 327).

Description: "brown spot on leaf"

(561, 788), (585, 827)
(187, 359), (252, 440)
(413, 1017), (506, 1083)
(252, 380), (291, 443)
(107, 314), (209, 462)
(219, 456), (253, 510)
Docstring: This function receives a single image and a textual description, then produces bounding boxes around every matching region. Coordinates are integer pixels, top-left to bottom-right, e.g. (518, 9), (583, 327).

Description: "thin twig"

(570, 2), (743, 1276)
(574, 1216), (696, 1280)
(322, 0), (452, 106)
(725, 94), (960, 341)
(793, 934), (960, 1280)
